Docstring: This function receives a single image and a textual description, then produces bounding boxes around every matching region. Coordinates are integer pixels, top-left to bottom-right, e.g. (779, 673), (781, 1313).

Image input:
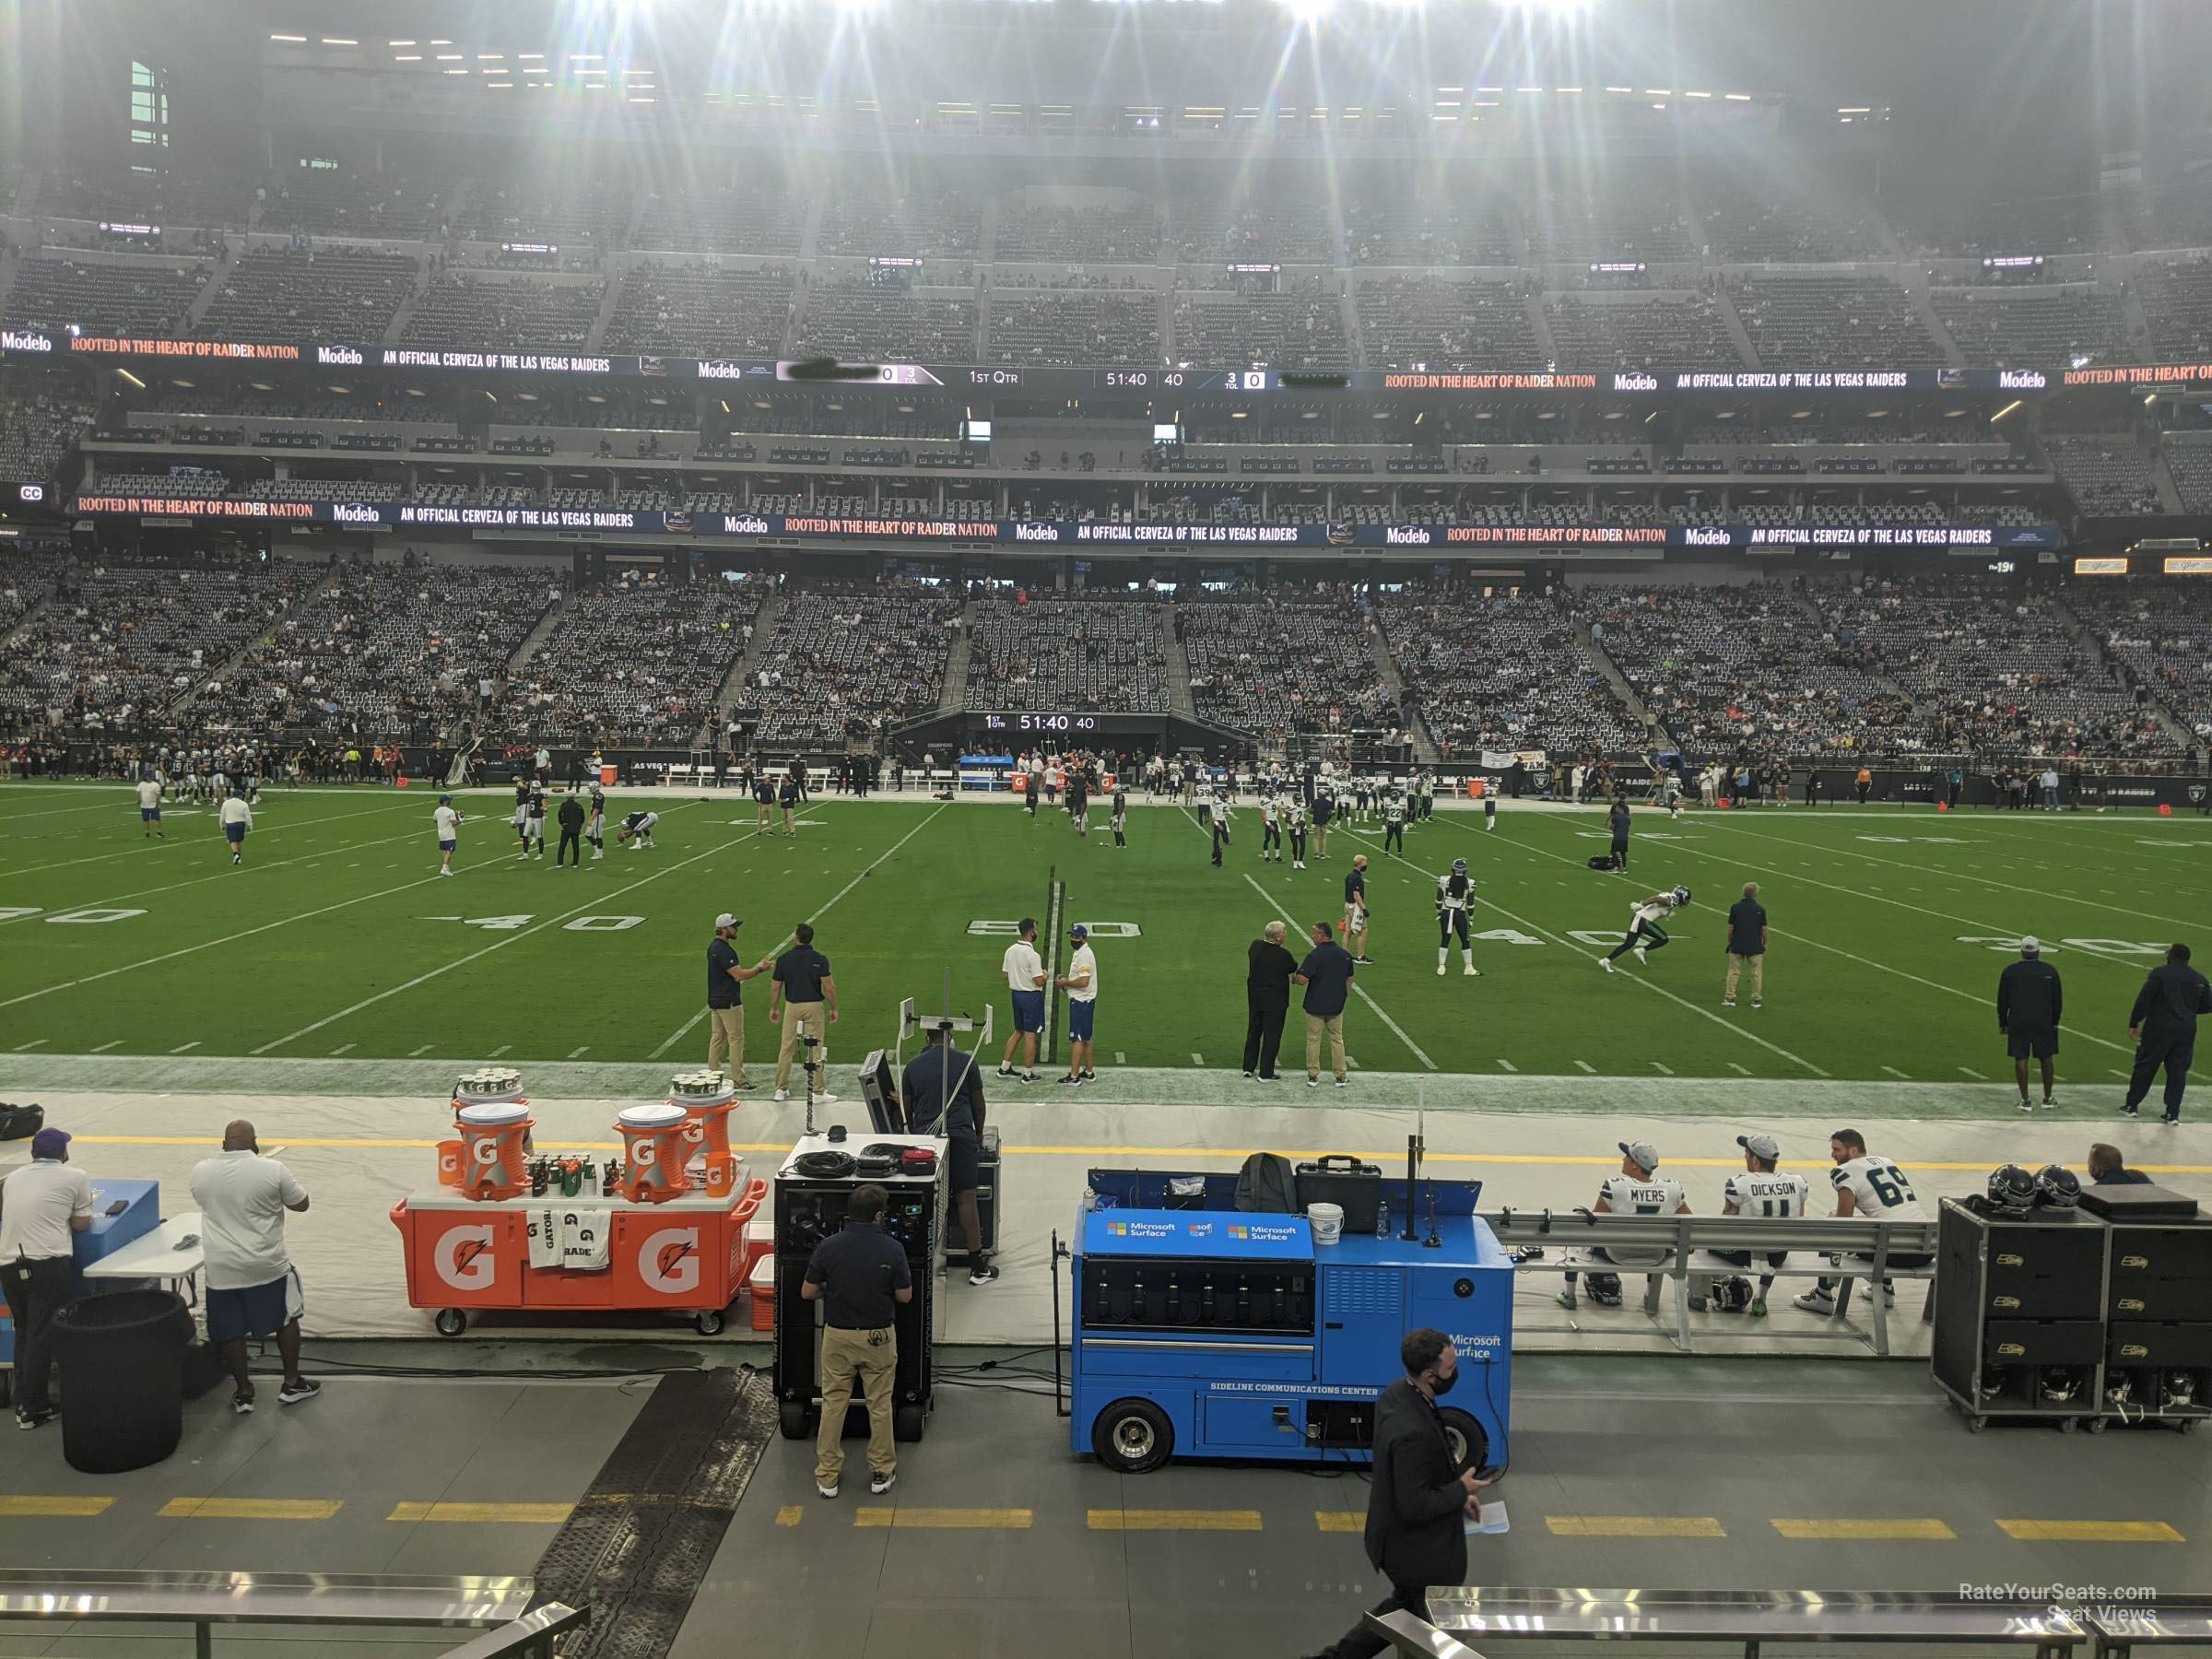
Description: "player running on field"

(1602, 886), (1690, 972)
(618, 809), (659, 849)
(1436, 858), (1479, 978)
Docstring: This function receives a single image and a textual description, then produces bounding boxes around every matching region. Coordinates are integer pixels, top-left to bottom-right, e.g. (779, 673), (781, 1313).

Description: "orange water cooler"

(617, 1104), (694, 1203)
(670, 1070), (743, 1195)
(453, 1101), (533, 1201)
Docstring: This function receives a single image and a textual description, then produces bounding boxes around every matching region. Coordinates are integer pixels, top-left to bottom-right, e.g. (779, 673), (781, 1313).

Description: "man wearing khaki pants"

(800, 1184), (912, 1500)
(705, 913), (768, 1087)
(1293, 920), (1358, 1090)
(1724, 882), (1768, 1010)
(770, 922), (839, 1103)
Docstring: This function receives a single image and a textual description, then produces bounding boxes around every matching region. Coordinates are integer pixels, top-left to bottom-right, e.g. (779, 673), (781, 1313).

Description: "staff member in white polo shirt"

(218, 789), (253, 867)
(1054, 924), (1100, 1087)
(0, 1127), (94, 1431)
(996, 917), (1047, 1083)
(190, 1120), (320, 1416)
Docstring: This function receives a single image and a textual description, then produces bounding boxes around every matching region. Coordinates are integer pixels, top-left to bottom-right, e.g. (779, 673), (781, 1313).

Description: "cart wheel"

(894, 1403), (926, 1443)
(2087, 1416), (2109, 1434)
(695, 1310), (725, 1337)
(2058, 1416), (2078, 1434)
(779, 1400), (814, 1441)
(2178, 1418), (2200, 1435)
(434, 1309), (466, 1338)
(1439, 1407), (1489, 1476)
(1091, 1398), (1174, 1474)
(1966, 1414), (1986, 1434)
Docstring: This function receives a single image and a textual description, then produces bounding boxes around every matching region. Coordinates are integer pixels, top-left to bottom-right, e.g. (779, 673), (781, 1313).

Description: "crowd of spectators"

(743, 582), (960, 750)
(994, 200), (1161, 264)
(2042, 433), (2164, 515)
(632, 185), (808, 256)
(1343, 197), (1516, 268)
(964, 594), (1170, 711)
(223, 561), (551, 738)
(1931, 286), (2133, 370)
(817, 182), (982, 260)
(1383, 587), (1644, 759)
(0, 385), (96, 485)
(987, 290), (1162, 366)
(4, 254), (209, 338)
(1355, 277), (1544, 371)
(197, 246), (419, 344)
(1179, 587), (1396, 743)
(1733, 276), (1945, 369)
(1697, 188), (1888, 265)
(792, 282), (980, 362)
(1542, 291), (1743, 371)
(501, 573), (764, 747)
(2164, 436), (2212, 512)
(256, 170), (445, 238)
(2135, 259), (2212, 362)
(401, 273), (602, 350)
(602, 261), (796, 356)
(1171, 289), (1350, 370)
(2063, 577), (2212, 740)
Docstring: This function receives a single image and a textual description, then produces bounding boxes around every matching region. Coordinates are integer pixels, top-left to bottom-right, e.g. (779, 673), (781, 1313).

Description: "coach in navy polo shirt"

(1295, 920), (1357, 1088)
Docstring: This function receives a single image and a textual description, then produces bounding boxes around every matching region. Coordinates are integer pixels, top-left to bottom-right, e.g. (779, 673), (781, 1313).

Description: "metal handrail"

(440, 1603), (588, 1658)
(0, 1571), (535, 1659)
(1372, 1590), (2097, 1659)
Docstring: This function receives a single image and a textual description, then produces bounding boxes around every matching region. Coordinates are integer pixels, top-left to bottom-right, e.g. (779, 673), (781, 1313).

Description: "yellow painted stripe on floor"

(386, 1501), (571, 1524)
(0, 1496), (114, 1518)
(1998, 1520), (2184, 1543)
(159, 1498), (342, 1522)
(1547, 1515), (1726, 1538)
(776, 1505), (804, 1528)
(69, 1135), (2212, 1178)
(854, 1507), (1032, 1530)
(1316, 1512), (1363, 1534)
(1090, 1508), (1264, 1533)
(1773, 1518), (1956, 1541)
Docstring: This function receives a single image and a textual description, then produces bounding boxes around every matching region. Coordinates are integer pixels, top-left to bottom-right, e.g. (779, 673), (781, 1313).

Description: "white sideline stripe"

(0, 820), (434, 929)
(256, 802), (735, 1057)
(646, 806), (941, 1064)
(1342, 827), (1826, 1078)
(1675, 818), (2194, 964)
(0, 871), (444, 1013)
(0, 799), (424, 885)
(1239, 870), (1437, 1071)
(1, 795), (167, 821)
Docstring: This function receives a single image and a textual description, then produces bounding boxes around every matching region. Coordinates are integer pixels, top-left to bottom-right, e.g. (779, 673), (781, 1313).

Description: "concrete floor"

(5, 1358), (2209, 1659)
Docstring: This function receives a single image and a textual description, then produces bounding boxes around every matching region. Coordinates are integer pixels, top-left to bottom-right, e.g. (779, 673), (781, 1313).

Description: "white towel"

(559, 1209), (608, 1272)
(525, 1207), (561, 1270)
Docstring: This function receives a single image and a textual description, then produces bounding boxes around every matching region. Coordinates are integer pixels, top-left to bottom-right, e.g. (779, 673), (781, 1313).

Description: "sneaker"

(996, 1065), (1016, 1078)
(232, 853), (241, 865)
(232, 1392), (256, 1415)
(1600, 958), (1615, 974)
(1750, 998), (1762, 1009)
(1438, 963), (1447, 977)
(1688, 1295), (1709, 1313)
(1464, 965), (1480, 977)
(439, 867), (453, 877)
(277, 1378), (321, 1406)
(2122, 1104), (2139, 1119)
(15, 1408), (54, 1431)
(2041, 1097), (2056, 1111)
(969, 1264), (1000, 1286)
(1633, 946), (1648, 964)
(1081, 1070), (1096, 1080)
(1556, 1289), (1577, 1310)
(1307, 1077), (1320, 1088)
(817, 1481), (839, 1500)
(1244, 1069), (1256, 1078)
(1021, 1072), (1039, 1083)
(1057, 1074), (1082, 1087)
(1748, 1299), (1768, 1318)
(772, 1089), (790, 1102)
(2019, 1099), (2035, 1114)
(1792, 1291), (1837, 1315)
(1334, 1077), (1347, 1088)
(1881, 1285), (1897, 1306)
(1723, 998), (1736, 1008)
(2165, 1114), (2181, 1126)
(869, 1470), (897, 1496)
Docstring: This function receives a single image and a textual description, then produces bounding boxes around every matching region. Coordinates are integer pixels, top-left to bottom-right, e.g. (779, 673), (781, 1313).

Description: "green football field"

(2, 782), (2207, 1100)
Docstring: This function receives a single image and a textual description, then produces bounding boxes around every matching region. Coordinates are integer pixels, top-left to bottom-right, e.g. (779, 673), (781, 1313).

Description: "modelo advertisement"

(64, 494), (2068, 550)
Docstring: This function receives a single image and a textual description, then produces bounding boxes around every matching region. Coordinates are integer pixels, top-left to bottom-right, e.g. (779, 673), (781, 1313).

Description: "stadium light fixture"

(322, 37), (359, 46)
(394, 54), (421, 61)
(270, 33), (307, 43)
(1606, 85), (1632, 93)
(443, 67), (470, 75)
(389, 39), (415, 46)
(436, 53), (463, 60)
(1724, 92), (1750, 100)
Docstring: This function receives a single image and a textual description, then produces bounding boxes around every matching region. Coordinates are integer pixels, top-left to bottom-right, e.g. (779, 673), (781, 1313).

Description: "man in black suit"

(1307, 1328), (1489, 1659)
(1242, 921), (1298, 1081)
(2124, 943), (2212, 1124)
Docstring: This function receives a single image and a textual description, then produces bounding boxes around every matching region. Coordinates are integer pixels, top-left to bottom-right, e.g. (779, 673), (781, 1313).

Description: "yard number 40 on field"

(419, 914), (645, 932)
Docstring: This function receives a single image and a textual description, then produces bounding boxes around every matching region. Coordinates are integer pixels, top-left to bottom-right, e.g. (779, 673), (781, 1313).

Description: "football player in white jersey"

(1559, 1140), (1689, 1310)
(1708, 1131), (1811, 1317)
(1258, 794), (1283, 864)
(1601, 886), (1689, 972)
(1286, 796), (1308, 870)
(1436, 858), (1478, 978)
(1795, 1126), (1931, 1315)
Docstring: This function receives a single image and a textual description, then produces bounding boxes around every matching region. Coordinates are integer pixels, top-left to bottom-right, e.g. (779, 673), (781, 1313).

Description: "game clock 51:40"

(985, 712), (1099, 733)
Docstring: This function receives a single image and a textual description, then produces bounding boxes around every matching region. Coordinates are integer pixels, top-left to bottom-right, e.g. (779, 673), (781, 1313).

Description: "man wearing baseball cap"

(1710, 1132), (1810, 1317)
(1054, 923), (1100, 1087)
(1557, 1139), (1688, 1312)
(0, 1126), (95, 1430)
(1996, 935), (2063, 1114)
(706, 913), (769, 1088)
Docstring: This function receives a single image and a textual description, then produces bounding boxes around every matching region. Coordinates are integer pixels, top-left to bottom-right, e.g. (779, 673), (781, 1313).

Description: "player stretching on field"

(1603, 886), (1690, 972)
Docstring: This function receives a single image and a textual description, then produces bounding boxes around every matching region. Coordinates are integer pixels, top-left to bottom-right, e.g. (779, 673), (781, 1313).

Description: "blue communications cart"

(1067, 1170), (1511, 1474)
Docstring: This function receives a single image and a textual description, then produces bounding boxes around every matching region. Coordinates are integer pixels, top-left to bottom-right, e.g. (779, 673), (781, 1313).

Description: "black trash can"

(53, 1288), (194, 1473)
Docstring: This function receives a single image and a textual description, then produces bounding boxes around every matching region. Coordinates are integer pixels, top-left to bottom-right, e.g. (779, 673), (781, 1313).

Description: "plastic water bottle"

(1375, 1196), (1389, 1239)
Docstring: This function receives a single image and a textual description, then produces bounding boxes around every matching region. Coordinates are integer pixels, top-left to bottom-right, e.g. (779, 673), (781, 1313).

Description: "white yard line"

(254, 802), (734, 1057)
(1882, 1065), (1911, 1078)
(1959, 1066), (1987, 1080)
(0, 799), (424, 884)
(170, 1041), (201, 1053)
(1496, 1058), (1517, 1073)
(1192, 1053), (1205, 1065)
(568, 1045), (591, 1059)
(1340, 827), (1826, 1077)
(1573, 1060), (1595, 1074)
(1653, 1061), (1675, 1076)
(408, 1044), (435, 1057)
(0, 871), (447, 1013)
(89, 1040), (122, 1053)
(1239, 870), (1437, 1071)
(1728, 1063), (1752, 1076)
(488, 1044), (512, 1058)
(330, 1043), (356, 1056)
(12, 1038), (48, 1051)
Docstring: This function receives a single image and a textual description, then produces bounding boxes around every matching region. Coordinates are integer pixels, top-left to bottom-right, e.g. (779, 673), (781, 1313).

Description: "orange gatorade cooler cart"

(617, 1103), (694, 1204)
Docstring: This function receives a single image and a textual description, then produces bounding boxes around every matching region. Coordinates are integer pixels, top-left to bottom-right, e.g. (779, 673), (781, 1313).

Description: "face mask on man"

(1429, 1363), (1459, 1396)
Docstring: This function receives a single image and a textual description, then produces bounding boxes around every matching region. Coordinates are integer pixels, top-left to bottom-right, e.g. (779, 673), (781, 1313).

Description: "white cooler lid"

(618, 1102), (689, 1130)
(455, 1101), (530, 1128)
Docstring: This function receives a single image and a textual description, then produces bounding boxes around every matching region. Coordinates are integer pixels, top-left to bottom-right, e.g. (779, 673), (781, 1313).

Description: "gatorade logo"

(640, 1228), (700, 1295)
(434, 1224), (499, 1290)
(474, 1138), (500, 1165)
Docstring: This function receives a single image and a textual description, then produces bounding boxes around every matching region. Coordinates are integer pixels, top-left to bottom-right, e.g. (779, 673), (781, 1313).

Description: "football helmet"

(1671, 885), (1691, 906)
(1985, 1163), (2039, 1215)
(2033, 1163), (2082, 1209)
(1451, 858), (1469, 876)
